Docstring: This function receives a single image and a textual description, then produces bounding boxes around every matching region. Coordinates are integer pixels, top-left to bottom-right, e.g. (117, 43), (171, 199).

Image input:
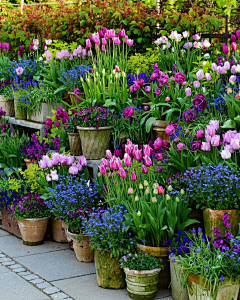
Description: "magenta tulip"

(131, 171), (137, 181)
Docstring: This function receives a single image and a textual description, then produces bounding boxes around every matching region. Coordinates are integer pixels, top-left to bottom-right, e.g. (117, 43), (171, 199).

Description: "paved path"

(0, 228), (173, 300)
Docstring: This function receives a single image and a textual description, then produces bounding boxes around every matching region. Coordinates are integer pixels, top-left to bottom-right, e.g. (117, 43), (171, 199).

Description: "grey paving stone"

(0, 253), (6, 258)
(31, 278), (45, 284)
(18, 271), (31, 276)
(0, 257), (11, 262)
(0, 229), (10, 236)
(17, 249), (95, 281)
(2, 260), (15, 266)
(36, 282), (52, 289)
(50, 292), (69, 299)
(0, 235), (69, 258)
(22, 274), (39, 281)
(43, 286), (60, 295)
(0, 265), (11, 274)
(15, 267), (26, 273)
(0, 271), (50, 300)
(9, 263), (22, 269)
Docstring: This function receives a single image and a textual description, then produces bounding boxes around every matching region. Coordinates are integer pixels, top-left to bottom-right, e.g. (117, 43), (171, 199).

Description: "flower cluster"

(165, 230), (191, 256)
(120, 252), (163, 271)
(58, 65), (90, 90)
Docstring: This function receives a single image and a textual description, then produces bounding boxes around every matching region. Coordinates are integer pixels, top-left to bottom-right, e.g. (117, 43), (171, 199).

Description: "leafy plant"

(120, 252), (163, 271)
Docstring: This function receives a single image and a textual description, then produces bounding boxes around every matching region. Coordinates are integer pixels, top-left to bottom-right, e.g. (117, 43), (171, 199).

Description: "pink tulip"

(46, 174), (51, 182)
(211, 135), (220, 146)
(157, 186), (164, 194)
(69, 163), (79, 175)
(205, 73), (212, 81)
(119, 168), (127, 178)
(101, 158), (109, 167)
(165, 97), (170, 102)
(231, 34), (236, 42)
(131, 171), (137, 181)
(141, 165), (149, 174)
(177, 143), (186, 151)
(59, 154), (68, 165)
(154, 138), (163, 150)
(51, 152), (60, 166)
(222, 43), (229, 54)
(86, 39), (92, 49)
(143, 145), (153, 156)
(230, 139), (240, 150)
(78, 155), (87, 166)
(109, 158), (117, 170)
(66, 155), (75, 165)
(127, 39), (133, 46)
(125, 145), (132, 156)
(211, 63), (217, 71)
(50, 170), (58, 181)
(236, 30), (240, 39)
(115, 157), (122, 169)
(77, 163), (83, 171)
(143, 155), (152, 167)
(155, 153), (163, 161)
(205, 125), (216, 137)
(124, 153), (131, 166)
(42, 155), (53, 168)
(165, 124), (175, 135)
(201, 142), (211, 151)
(209, 120), (219, 131)
(39, 160), (47, 169)
(231, 65), (236, 73)
(99, 164), (107, 175)
(196, 130), (204, 139)
(196, 70), (204, 80)
(193, 81), (200, 88)
(231, 42), (237, 51)
(221, 149), (231, 159)
(185, 87), (191, 97)
(205, 135), (212, 142)
(224, 61), (230, 70)
(128, 187), (134, 195)
(223, 131), (232, 143)
(106, 150), (112, 159)
(134, 149), (142, 161)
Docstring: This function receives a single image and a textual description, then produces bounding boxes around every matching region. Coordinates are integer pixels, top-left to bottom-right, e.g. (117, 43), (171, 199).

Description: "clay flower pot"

(152, 120), (169, 142)
(77, 126), (112, 160)
(124, 267), (161, 300)
(137, 243), (170, 290)
(17, 217), (49, 245)
(67, 132), (82, 156)
(64, 226), (78, 251)
(203, 208), (240, 239)
(94, 248), (126, 289)
(187, 273), (239, 300)
(51, 219), (67, 243)
(24, 159), (37, 169)
(1, 208), (21, 238)
(0, 95), (14, 116)
(72, 233), (94, 262)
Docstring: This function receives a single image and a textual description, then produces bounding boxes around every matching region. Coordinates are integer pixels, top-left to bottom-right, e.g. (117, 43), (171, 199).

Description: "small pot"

(152, 120), (169, 142)
(77, 126), (112, 160)
(0, 96), (14, 116)
(17, 217), (49, 245)
(51, 218), (67, 243)
(94, 248), (126, 289)
(203, 208), (240, 239)
(65, 227), (78, 251)
(24, 159), (37, 169)
(72, 233), (94, 262)
(1, 208), (21, 238)
(67, 132), (82, 156)
(124, 267), (161, 300)
(137, 243), (170, 290)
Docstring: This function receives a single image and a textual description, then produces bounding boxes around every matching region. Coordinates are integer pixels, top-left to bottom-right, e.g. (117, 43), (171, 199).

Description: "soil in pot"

(72, 234), (94, 262)
(51, 219), (67, 243)
(94, 248), (126, 289)
(137, 243), (170, 290)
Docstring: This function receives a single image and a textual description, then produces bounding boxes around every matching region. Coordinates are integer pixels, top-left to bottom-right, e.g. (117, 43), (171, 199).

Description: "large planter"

(94, 248), (126, 289)
(1, 208), (21, 238)
(187, 273), (239, 300)
(27, 103), (62, 124)
(170, 257), (189, 300)
(0, 96), (14, 116)
(203, 209), (240, 239)
(137, 243), (170, 290)
(72, 233), (94, 262)
(67, 132), (82, 156)
(17, 217), (49, 245)
(51, 218), (67, 243)
(13, 93), (27, 120)
(124, 267), (161, 300)
(152, 120), (169, 142)
(77, 126), (112, 160)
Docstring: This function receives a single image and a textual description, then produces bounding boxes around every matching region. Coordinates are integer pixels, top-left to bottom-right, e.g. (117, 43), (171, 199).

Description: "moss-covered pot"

(72, 234), (94, 262)
(17, 217), (49, 246)
(124, 267), (161, 300)
(187, 273), (239, 300)
(94, 248), (126, 289)
(136, 243), (170, 290)
(203, 209), (240, 239)
(77, 126), (112, 160)
(67, 132), (82, 156)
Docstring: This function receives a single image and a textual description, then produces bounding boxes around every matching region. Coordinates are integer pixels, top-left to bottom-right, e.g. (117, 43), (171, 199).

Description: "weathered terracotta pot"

(137, 243), (170, 290)
(187, 273), (239, 300)
(17, 217), (49, 245)
(77, 126), (112, 160)
(0, 96), (14, 116)
(64, 225), (78, 251)
(1, 208), (21, 238)
(124, 267), (161, 300)
(72, 233), (94, 262)
(94, 248), (126, 289)
(152, 120), (169, 142)
(170, 257), (189, 300)
(203, 209), (240, 239)
(24, 159), (37, 169)
(67, 132), (82, 156)
(51, 218), (67, 243)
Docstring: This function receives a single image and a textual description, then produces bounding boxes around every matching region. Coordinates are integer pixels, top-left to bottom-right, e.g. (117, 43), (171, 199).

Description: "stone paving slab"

(0, 235), (69, 257)
(16, 249), (96, 281)
(0, 264), (11, 274)
(53, 274), (173, 300)
(0, 271), (50, 300)
(0, 229), (10, 237)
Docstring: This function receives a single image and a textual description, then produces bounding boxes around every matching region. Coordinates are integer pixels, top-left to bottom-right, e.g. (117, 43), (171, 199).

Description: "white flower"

(235, 64), (240, 73)
(172, 47), (175, 52)
(169, 30), (179, 41)
(162, 45), (167, 50)
(203, 39), (211, 48)
(154, 38), (161, 45)
(182, 31), (189, 38)
(166, 42), (171, 48)
(38, 57), (43, 61)
(33, 39), (39, 45)
(45, 39), (52, 45)
(177, 34), (182, 42)
(204, 53), (210, 59)
(44, 46), (48, 51)
(33, 44), (39, 51)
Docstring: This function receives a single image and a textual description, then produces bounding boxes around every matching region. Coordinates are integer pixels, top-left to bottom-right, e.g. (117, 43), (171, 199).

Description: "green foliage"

(128, 48), (159, 74)
(19, 163), (44, 193)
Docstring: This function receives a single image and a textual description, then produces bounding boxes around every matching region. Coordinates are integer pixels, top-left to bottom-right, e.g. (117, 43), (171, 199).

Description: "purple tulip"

(192, 140), (202, 150)
(174, 72), (186, 84)
(236, 30), (240, 39)
(69, 163), (79, 175)
(196, 70), (204, 80)
(154, 137), (163, 150)
(143, 106), (149, 111)
(145, 86), (151, 93)
(222, 43), (229, 54)
(205, 125), (216, 137)
(196, 130), (205, 139)
(192, 93), (207, 112)
(154, 89), (161, 95)
(231, 34), (236, 42)
(177, 143), (186, 151)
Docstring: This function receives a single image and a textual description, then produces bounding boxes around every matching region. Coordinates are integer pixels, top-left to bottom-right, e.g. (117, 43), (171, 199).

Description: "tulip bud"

(175, 197), (180, 202)
(137, 211), (141, 217)
(180, 189), (185, 195)
(145, 188), (150, 195)
(139, 183), (143, 190)
(153, 189), (158, 195)
(135, 195), (139, 201)
(165, 194), (171, 200)
(231, 42), (237, 51)
(128, 188), (134, 195)
(153, 183), (159, 189)
(157, 186), (164, 194)
(152, 197), (157, 203)
(167, 185), (173, 192)
(144, 180), (148, 187)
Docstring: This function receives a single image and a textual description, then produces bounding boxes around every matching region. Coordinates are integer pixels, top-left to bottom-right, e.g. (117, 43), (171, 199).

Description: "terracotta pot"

(170, 257), (189, 300)
(152, 120), (169, 142)
(24, 159), (37, 169)
(51, 218), (67, 243)
(203, 209), (240, 239)
(0, 96), (14, 116)
(187, 273), (239, 300)
(64, 226), (78, 251)
(67, 132), (82, 156)
(94, 248), (126, 289)
(77, 126), (112, 160)
(186, 209), (204, 233)
(124, 267), (161, 300)
(17, 217), (49, 245)
(72, 233), (94, 262)
(1, 208), (21, 238)
(137, 243), (170, 290)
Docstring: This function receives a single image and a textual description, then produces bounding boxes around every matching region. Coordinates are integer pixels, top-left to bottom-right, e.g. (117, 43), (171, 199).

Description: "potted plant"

(173, 217), (240, 300)
(66, 114), (82, 156)
(83, 206), (135, 289)
(0, 86), (14, 117)
(184, 163), (240, 238)
(120, 252), (164, 300)
(76, 105), (114, 159)
(8, 193), (50, 245)
(123, 184), (198, 290)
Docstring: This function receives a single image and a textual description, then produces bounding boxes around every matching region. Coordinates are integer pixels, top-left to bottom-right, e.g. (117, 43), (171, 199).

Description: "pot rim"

(204, 208), (238, 213)
(76, 126), (113, 131)
(137, 243), (169, 251)
(67, 132), (79, 136)
(124, 267), (161, 275)
(17, 217), (50, 222)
